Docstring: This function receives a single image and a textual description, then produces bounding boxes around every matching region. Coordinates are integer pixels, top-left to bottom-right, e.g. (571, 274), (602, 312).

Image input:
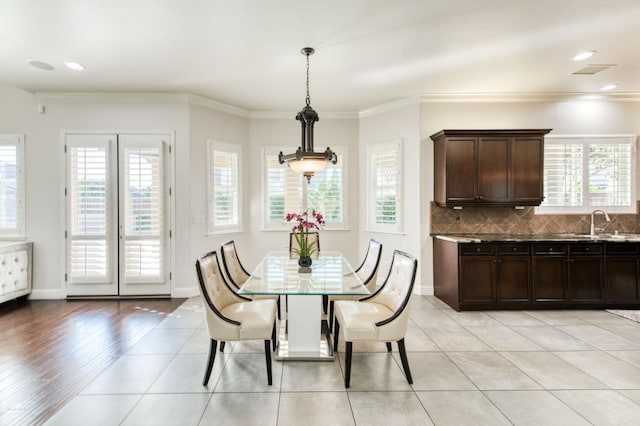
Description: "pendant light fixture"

(279, 47), (337, 183)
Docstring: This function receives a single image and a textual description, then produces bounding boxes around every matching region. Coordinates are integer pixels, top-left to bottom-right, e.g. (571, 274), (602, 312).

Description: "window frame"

(537, 134), (637, 215)
(366, 139), (403, 234)
(207, 140), (243, 235)
(0, 134), (25, 239)
(262, 146), (348, 231)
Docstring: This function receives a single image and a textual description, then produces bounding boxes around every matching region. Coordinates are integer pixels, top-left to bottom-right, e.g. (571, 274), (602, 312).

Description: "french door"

(65, 133), (172, 296)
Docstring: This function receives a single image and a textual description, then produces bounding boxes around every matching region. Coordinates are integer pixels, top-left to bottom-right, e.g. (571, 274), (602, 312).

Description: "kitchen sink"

(597, 233), (640, 241)
(557, 233), (640, 241)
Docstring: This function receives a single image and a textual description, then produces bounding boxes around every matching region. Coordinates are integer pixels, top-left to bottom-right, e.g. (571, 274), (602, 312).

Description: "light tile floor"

(45, 296), (640, 425)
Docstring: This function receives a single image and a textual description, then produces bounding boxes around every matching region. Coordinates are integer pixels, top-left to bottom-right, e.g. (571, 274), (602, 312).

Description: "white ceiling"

(2, 0), (640, 112)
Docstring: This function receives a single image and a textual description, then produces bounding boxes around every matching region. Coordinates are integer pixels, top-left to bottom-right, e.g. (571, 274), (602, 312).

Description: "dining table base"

(274, 294), (335, 361)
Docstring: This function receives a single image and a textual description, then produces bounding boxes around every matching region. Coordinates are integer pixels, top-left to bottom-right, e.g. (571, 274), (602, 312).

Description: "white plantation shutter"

(307, 151), (345, 227)
(0, 135), (24, 237)
(368, 141), (402, 232)
(543, 140), (583, 207)
(68, 140), (112, 282)
(263, 147), (347, 229)
(541, 135), (636, 213)
(264, 149), (302, 228)
(207, 141), (242, 233)
(122, 142), (163, 282)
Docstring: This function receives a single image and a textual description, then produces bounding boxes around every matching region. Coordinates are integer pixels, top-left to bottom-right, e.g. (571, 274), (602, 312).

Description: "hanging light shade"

(279, 47), (337, 183)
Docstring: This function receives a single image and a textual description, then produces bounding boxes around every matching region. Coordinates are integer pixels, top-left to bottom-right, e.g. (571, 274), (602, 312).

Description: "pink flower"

(284, 210), (325, 257)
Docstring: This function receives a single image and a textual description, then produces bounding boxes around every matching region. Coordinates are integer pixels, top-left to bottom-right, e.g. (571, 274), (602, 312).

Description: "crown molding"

(186, 94), (249, 117)
(33, 91), (250, 117)
(417, 92), (640, 103)
(249, 110), (358, 119)
(32, 91), (640, 122)
(358, 96), (421, 118)
(358, 92), (640, 118)
(32, 91), (360, 118)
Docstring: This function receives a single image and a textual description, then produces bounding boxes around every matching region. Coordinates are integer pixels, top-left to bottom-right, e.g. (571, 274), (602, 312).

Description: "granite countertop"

(433, 233), (640, 243)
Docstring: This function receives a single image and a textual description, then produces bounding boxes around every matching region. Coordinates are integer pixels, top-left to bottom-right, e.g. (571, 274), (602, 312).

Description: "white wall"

(247, 117), (360, 270)
(359, 104), (424, 293)
(187, 104), (250, 293)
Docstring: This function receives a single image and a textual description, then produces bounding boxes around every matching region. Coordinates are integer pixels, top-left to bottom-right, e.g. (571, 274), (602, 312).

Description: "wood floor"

(0, 297), (185, 426)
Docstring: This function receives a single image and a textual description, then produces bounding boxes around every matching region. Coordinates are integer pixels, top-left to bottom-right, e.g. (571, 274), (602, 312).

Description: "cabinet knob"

(476, 248), (481, 252)
(478, 195), (484, 200)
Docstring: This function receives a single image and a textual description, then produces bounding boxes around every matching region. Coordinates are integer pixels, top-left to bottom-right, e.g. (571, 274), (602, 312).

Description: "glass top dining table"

(240, 251), (369, 360)
(239, 251), (370, 296)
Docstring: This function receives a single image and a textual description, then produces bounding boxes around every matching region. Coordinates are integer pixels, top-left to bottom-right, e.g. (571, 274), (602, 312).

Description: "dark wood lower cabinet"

(434, 238), (640, 311)
(496, 256), (531, 303)
(459, 255), (495, 304)
(533, 256), (567, 303)
(569, 256), (604, 303)
(605, 244), (640, 303)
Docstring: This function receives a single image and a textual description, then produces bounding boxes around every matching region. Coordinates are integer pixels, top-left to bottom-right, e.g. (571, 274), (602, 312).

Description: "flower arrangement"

(285, 210), (325, 259)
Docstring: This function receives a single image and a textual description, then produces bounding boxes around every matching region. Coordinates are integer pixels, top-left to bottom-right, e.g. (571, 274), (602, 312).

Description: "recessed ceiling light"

(573, 50), (596, 61)
(27, 60), (54, 71)
(64, 61), (85, 71)
(600, 84), (619, 91)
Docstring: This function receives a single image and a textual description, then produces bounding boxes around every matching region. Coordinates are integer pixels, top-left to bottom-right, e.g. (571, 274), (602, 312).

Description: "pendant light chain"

(305, 51), (311, 106)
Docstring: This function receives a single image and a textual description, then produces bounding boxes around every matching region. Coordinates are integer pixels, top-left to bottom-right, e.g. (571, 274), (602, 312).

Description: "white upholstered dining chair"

(220, 240), (281, 319)
(328, 239), (382, 330)
(333, 249), (417, 388)
(196, 250), (277, 386)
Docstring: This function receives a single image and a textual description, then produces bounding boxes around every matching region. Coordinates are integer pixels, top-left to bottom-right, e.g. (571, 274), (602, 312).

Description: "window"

(367, 140), (402, 233)
(0, 134), (25, 238)
(539, 135), (637, 214)
(208, 141), (242, 234)
(263, 147), (347, 230)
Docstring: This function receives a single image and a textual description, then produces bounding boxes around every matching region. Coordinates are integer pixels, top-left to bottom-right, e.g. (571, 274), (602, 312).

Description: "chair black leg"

(397, 338), (413, 384)
(219, 341), (226, 352)
(328, 300), (335, 331)
(333, 320), (340, 352)
(322, 294), (328, 314)
(385, 342), (392, 352)
(203, 339), (218, 386)
(272, 322), (277, 352)
(277, 296), (281, 320)
(264, 340), (273, 386)
(345, 341), (353, 388)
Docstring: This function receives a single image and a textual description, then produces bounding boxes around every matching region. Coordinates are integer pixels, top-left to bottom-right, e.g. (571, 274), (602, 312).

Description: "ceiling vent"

(572, 64), (616, 75)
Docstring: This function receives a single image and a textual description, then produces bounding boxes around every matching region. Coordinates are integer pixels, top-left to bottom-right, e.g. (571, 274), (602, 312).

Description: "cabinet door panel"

(511, 137), (543, 203)
(477, 137), (509, 202)
(445, 138), (476, 203)
(460, 256), (494, 303)
(533, 257), (566, 302)
(569, 257), (604, 303)
(606, 257), (639, 302)
(497, 256), (531, 302)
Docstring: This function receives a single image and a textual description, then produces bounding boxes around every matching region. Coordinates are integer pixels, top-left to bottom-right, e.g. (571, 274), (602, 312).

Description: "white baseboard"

(420, 284), (434, 296)
(29, 288), (66, 300)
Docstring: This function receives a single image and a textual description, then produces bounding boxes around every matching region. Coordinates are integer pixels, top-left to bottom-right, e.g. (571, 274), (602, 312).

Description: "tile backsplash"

(430, 202), (640, 235)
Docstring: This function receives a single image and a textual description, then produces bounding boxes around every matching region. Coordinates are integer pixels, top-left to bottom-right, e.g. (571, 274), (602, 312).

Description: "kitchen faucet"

(590, 209), (611, 236)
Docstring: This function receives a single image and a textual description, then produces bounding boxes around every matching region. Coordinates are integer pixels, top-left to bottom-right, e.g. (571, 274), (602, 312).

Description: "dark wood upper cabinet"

(431, 129), (551, 207)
